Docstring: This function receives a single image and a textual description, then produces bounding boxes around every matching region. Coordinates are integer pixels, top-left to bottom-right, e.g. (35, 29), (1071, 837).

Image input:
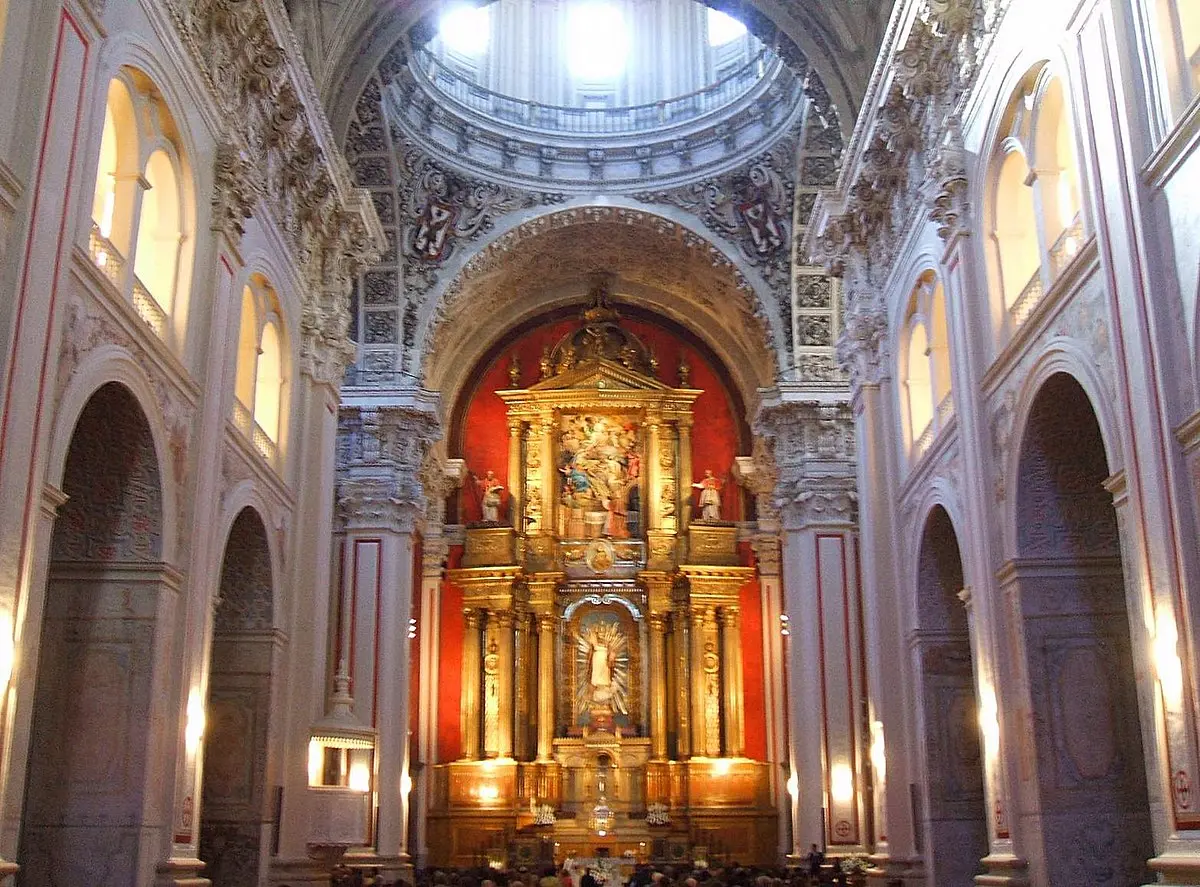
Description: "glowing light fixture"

(869, 720), (886, 785)
(1155, 607), (1184, 708)
(713, 757), (733, 776)
(567, 2), (630, 80)
(707, 8), (747, 46)
(786, 772), (799, 799)
(830, 762), (854, 803)
(0, 611), (15, 689)
(439, 3), (491, 57)
(978, 685), (1000, 757)
(185, 690), (206, 754)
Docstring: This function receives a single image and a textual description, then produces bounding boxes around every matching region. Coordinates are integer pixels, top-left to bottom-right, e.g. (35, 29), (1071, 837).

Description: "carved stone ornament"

(836, 299), (889, 395)
(927, 119), (970, 243)
(164, 0), (384, 372)
(212, 142), (262, 241)
(790, 479), (859, 527)
(337, 476), (420, 532)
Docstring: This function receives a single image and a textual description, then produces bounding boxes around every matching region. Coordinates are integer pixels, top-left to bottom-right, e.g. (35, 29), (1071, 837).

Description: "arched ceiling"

(422, 212), (778, 419)
(285, 0), (891, 141)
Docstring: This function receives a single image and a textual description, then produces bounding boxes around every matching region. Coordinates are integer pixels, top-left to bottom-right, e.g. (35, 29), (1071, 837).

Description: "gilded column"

(649, 614), (668, 760)
(678, 419), (693, 529)
(461, 608), (482, 759)
(514, 610), (532, 760)
(536, 613), (556, 760)
(720, 606), (745, 756)
(482, 611), (502, 758)
(508, 420), (523, 531)
(690, 606), (710, 755)
(672, 607), (691, 759)
(646, 419), (661, 530)
(496, 610), (515, 758)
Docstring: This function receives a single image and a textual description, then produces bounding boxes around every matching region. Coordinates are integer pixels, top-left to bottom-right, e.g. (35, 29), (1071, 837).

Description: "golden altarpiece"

(430, 304), (776, 866)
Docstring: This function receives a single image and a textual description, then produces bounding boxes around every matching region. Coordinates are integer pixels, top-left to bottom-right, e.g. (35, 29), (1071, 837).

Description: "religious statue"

(574, 618), (629, 726)
(692, 469), (723, 521)
(475, 470), (505, 523)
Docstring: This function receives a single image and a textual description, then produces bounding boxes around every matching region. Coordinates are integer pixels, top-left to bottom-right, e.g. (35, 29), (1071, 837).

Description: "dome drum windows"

(88, 69), (192, 343)
(233, 276), (288, 469)
(989, 65), (1086, 341)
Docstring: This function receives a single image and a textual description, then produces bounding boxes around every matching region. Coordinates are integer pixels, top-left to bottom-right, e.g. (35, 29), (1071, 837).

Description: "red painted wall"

(740, 575), (768, 761)
(454, 315), (745, 523)
(437, 546), (464, 762)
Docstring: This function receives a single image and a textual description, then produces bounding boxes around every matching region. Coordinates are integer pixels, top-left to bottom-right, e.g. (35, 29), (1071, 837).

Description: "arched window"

(87, 69), (193, 345)
(233, 276), (287, 468)
(994, 149), (1040, 320)
(988, 65), (1087, 339)
(901, 273), (954, 463)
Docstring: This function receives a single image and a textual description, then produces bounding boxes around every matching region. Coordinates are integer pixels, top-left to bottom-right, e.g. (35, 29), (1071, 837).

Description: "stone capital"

(211, 143), (262, 242)
(337, 476), (422, 533)
(780, 476), (859, 530)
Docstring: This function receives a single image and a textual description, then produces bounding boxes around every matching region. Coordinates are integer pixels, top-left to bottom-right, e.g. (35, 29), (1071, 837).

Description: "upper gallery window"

(1154, 0), (1199, 121)
(988, 64), (1086, 341)
(88, 69), (193, 347)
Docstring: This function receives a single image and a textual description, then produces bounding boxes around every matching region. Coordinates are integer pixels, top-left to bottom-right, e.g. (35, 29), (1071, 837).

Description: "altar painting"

(569, 606), (639, 732)
(559, 415), (642, 540)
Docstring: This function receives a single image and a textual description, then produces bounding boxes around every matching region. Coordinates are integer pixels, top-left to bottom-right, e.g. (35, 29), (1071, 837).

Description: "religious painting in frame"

(563, 601), (642, 734)
(557, 413), (644, 541)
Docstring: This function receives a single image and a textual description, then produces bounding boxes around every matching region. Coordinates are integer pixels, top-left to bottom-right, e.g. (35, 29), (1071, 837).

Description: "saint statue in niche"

(473, 470), (505, 523)
(574, 614), (630, 729)
(692, 469), (723, 521)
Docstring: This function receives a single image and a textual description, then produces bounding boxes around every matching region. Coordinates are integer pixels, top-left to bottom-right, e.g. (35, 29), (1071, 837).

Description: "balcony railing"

(912, 421), (935, 462)
(413, 47), (776, 135)
(232, 398), (280, 469)
(88, 222), (124, 288)
(936, 393), (955, 427)
(131, 276), (168, 338)
(252, 423), (279, 466)
(1008, 270), (1044, 330)
(1048, 215), (1084, 278)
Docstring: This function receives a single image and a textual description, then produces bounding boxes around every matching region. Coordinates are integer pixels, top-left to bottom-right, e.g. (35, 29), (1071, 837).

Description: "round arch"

(48, 345), (181, 566)
(419, 201), (782, 414)
(1000, 339), (1124, 559)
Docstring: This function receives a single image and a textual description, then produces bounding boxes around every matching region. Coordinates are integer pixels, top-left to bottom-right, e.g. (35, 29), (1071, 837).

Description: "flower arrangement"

(839, 854), (871, 875)
(645, 802), (670, 826)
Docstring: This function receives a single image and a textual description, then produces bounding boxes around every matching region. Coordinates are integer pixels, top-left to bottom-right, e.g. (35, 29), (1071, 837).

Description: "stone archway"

(1011, 372), (1152, 886)
(913, 505), (986, 886)
(20, 382), (167, 886)
(199, 507), (278, 887)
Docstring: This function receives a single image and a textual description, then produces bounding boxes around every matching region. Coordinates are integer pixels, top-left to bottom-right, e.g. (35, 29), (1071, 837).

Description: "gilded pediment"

(524, 358), (673, 393)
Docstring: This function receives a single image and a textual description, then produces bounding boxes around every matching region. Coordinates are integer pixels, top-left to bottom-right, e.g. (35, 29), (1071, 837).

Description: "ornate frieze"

(337, 398), (443, 529)
(754, 392), (858, 529)
(336, 476), (420, 533)
(164, 0), (383, 380)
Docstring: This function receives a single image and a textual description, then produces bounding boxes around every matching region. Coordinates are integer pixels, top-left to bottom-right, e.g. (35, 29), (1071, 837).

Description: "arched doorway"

(1012, 372), (1153, 885)
(199, 507), (278, 887)
(20, 382), (166, 885)
(914, 506), (987, 885)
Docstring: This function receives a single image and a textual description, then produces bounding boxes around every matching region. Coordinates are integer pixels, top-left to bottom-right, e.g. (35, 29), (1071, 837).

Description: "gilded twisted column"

(508, 420), (523, 531)
(461, 608), (482, 759)
(678, 419), (693, 529)
(649, 614), (668, 760)
(536, 613), (556, 761)
(720, 606), (745, 756)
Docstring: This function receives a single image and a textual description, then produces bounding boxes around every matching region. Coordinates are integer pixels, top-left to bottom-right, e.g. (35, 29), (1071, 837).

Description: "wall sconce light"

(401, 770), (413, 796)
(0, 611), (15, 689)
(307, 665), (376, 850)
(1155, 608), (1184, 709)
(786, 772), (799, 799)
(408, 617), (418, 641)
(779, 614), (790, 637)
(185, 689), (206, 754)
(712, 758), (733, 776)
(830, 762), (854, 803)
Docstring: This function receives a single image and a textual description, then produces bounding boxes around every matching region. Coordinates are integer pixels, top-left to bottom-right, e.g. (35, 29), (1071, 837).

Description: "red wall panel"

(437, 546), (465, 762)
